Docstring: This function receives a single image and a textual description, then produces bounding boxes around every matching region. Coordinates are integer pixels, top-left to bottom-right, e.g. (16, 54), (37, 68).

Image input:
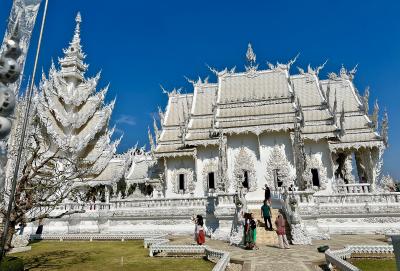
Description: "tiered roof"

(215, 68), (295, 134)
(320, 67), (382, 150)
(185, 80), (218, 146)
(153, 45), (384, 157)
(291, 70), (338, 140)
(155, 91), (194, 157)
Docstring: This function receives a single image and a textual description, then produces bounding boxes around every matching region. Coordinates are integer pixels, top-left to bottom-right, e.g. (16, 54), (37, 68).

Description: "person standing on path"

(250, 213), (258, 250)
(275, 213), (290, 249)
(261, 200), (273, 231)
(196, 216), (206, 245)
(263, 184), (271, 204)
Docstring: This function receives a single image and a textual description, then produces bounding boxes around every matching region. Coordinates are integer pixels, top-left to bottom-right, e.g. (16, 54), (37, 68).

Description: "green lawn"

(13, 240), (214, 271)
(350, 258), (396, 271)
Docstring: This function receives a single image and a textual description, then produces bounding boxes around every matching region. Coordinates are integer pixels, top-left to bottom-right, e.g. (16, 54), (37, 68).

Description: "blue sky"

(1, 0), (399, 179)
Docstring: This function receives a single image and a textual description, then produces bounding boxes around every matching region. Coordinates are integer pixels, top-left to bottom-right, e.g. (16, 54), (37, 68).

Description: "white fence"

(144, 235), (230, 271)
(336, 183), (371, 194)
(290, 191), (400, 217)
(325, 245), (394, 271)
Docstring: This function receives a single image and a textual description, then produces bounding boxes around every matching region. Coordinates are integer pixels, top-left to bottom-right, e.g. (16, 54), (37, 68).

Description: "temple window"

(311, 168), (320, 187)
(242, 170), (249, 189)
(208, 172), (215, 190)
(179, 174), (185, 191)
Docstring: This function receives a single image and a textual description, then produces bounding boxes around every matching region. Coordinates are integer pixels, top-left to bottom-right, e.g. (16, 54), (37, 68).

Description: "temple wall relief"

(196, 146), (219, 195)
(259, 132), (295, 190)
(226, 134), (258, 193)
(165, 157), (195, 197)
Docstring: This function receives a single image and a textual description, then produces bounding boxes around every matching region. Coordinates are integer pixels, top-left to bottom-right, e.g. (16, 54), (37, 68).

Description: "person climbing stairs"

(248, 197), (292, 247)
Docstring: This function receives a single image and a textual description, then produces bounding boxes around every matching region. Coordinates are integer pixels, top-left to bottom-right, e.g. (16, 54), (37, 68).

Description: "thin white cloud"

(115, 114), (136, 126)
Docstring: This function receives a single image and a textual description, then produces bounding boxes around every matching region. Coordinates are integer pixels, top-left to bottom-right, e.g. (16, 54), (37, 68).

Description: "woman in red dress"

(196, 216), (205, 245)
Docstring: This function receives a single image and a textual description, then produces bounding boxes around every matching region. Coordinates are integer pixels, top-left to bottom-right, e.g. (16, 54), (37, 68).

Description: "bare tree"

(0, 116), (86, 252)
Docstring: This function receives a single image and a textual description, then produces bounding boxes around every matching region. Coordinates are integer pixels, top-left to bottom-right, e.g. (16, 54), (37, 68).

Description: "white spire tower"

(34, 13), (123, 182)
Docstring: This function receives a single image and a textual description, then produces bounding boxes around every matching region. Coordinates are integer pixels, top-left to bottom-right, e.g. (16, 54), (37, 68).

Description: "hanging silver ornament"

(0, 83), (16, 116)
(4, 38), (22, 59)
(0, 56), (21, 83)
(0, 116), (12, 137)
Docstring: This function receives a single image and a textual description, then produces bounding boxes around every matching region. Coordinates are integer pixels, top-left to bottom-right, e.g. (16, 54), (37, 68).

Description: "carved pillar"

(217, 133), (228, 192)
(343, 153), (355, 184)
(354, 152), (366, 183)
(163, 158), (168, 196)
(105, 186), (110, 203)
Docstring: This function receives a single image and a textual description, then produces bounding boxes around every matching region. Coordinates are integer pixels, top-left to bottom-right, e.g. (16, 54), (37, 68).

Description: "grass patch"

(13, 240), (214, 271)
(0, 256), (24, 271)
(349, 258), (396, 271)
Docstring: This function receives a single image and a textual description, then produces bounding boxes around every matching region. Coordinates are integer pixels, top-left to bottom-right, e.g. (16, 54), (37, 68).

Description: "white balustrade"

(337, 183), (371, 194)
(110, 197), (208, 209)
(144, 234), (230, 271)
(325, 245), (394, 271)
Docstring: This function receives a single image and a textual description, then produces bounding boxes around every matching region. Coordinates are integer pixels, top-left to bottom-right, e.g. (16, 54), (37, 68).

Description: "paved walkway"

(170, 234), (387, 271)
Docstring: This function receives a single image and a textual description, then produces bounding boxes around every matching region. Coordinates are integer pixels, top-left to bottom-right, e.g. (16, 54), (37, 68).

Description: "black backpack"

(250, 219), (257, 229)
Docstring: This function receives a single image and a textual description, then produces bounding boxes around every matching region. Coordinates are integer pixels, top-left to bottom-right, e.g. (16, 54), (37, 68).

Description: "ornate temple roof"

(152, 44), (385, 157)
(155, 93), (194, 157)
(185, 82), (218, 145)
(125, 151), (163, 184)
(291, 72), (338, 140)
(215, 68), (296, 134)
(319, 73), (383, 150)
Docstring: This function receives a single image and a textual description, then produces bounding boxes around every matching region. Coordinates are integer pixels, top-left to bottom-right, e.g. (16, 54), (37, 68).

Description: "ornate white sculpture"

(233, 147), (257, 192)
(265, 145), (295, 189)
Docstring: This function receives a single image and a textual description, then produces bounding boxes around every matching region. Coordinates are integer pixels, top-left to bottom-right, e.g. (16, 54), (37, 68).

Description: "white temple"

(24, 15), (400, 242)
(141, 43), (387, 199)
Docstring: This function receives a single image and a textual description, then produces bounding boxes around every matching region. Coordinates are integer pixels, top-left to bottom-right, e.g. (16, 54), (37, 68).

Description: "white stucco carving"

(233, 147), (257, 192)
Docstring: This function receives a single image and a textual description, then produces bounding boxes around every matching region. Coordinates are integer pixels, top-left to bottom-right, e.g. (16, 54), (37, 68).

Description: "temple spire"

(70, 12), (82, 48)
(59, 12), (88, 81)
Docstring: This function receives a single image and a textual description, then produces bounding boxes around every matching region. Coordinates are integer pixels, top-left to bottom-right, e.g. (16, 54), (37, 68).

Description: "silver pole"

(0, 0), (49, 262)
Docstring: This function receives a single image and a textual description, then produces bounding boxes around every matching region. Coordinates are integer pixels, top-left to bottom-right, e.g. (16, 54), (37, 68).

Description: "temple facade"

(134, 43), (388, 202)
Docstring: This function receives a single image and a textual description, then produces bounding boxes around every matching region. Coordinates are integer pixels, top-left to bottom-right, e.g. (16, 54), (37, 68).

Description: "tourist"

(250, 213), (258, 249)
(263, 184), (271, 204)
(243, 213), (255, 249)
(196, 215), (206, 245)
(261, 200), (273, 231)
(192, 214), (200, 242)
(275, 213), (290, 249)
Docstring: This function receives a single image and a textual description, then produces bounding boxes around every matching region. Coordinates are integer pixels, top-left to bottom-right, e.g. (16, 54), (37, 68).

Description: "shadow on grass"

(28, 240), (42, 245)
(23, 250), (91, 270)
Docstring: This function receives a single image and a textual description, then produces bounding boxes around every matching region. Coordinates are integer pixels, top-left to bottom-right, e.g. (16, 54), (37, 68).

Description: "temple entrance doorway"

(179, 174), (185, 191)
(311, 168), (320, 187)
(208, 172), (215, 190)
(242, 170), (249, 189)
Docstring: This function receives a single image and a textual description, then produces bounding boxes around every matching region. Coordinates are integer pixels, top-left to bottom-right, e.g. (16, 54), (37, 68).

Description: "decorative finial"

(371, 99), (379, 130)
(153, 116), (160, 142)
(381, 110), (389, 147)
(245, 43), (258, 71)
(148, 126), (155, 151)
(362, 86), (370, 115)
(340, 64), (349, 79)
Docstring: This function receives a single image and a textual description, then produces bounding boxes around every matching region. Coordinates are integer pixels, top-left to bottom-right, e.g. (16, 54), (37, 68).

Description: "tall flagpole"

(0, 0), (49, 261)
